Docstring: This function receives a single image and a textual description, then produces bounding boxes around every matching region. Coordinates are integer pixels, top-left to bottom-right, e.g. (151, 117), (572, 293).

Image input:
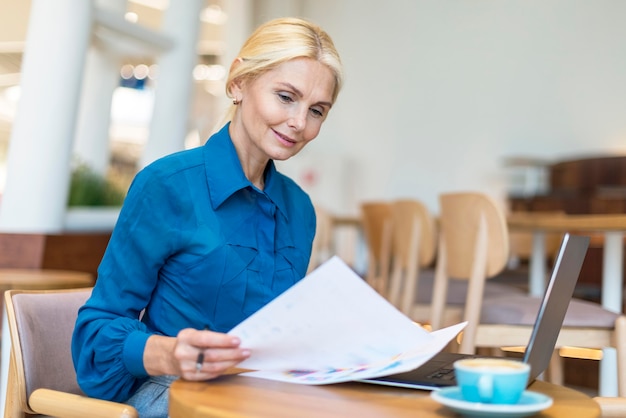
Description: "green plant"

(67, 164), (126, 207)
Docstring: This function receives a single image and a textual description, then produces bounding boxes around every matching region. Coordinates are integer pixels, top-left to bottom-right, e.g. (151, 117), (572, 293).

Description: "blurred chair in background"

(431, 192), (626, 397)
(595, 385), (626, 418)
(387, 199), (437, 316)
(307, 205), (335, 274)
(429, 192), (511, 350)
(360, 201), (394, 298)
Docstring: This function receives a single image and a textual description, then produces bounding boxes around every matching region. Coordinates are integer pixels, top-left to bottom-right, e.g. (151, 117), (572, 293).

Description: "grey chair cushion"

(14, 290), (92, 399)
(480, 294), (619, 328)
(415, 269), (525, 305)
(412, 269), (617, 328)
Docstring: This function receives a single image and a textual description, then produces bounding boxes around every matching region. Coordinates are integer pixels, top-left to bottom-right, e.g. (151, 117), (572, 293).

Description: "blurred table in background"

(507, 213), (626, 313)
(0, 232), (110, 278)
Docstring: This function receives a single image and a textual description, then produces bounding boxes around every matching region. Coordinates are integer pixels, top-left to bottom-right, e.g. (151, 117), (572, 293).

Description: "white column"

(599, 232), (624, 396)
(600, 348), (619, 396)
(0, 0), (93, 413)
(217, 0), (253, 115)
(222, 0), (253, 71)
(602, 231), (624, 313)
(529, 231), (547, 296)
(139, 0), (204, 168)
(73, 0), (127, 176)
(0, 0), (93, 233)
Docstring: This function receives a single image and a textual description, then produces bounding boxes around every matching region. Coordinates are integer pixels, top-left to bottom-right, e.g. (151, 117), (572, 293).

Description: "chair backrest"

(308, 205), (334, 274)
(360, 202), (394, 297)
(5, 287), (92, 414)
(388, 199), (437, 314)
(430, 192), (510, 353)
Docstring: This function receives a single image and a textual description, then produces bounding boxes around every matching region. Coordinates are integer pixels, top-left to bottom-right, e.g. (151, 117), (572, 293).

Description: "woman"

(72, 17), (343, 418)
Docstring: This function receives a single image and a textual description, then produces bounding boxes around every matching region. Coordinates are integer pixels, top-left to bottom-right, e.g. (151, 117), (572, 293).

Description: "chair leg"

(615, 316), (626, 397)
(599, 348), (619, 397)
(4, 355), (24, 418)
(546, 350), (564, 386)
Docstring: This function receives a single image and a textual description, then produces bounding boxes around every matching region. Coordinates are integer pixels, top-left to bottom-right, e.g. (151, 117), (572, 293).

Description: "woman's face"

(230, 57), (336, 162)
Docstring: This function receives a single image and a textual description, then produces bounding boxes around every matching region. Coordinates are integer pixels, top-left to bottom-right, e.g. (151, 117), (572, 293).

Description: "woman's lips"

(274, 130), (296, 147)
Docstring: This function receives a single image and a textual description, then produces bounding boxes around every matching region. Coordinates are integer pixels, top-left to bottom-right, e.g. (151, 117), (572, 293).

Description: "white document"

(228, 256), (466, 384)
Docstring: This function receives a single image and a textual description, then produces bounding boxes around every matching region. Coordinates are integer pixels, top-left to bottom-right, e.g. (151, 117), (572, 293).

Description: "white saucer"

(430, 387), (553, 418)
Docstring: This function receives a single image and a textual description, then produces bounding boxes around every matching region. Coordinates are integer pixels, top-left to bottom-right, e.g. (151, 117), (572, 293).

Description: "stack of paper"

(229, 256), (466, 385)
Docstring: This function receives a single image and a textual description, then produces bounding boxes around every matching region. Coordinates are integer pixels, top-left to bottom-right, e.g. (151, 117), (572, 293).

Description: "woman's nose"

(287, 107), (307, 131)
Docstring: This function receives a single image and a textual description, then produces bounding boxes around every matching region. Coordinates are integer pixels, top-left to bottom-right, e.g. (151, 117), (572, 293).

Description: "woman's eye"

(278, 93), (293, 103)
(310, 108), (324, 118)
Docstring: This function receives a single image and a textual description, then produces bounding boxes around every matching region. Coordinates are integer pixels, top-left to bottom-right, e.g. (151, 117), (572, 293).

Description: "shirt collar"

(203, 123), (290, 219)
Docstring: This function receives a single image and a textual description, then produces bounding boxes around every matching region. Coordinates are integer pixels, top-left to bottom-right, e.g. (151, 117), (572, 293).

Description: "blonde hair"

(221, 17), (344, 124)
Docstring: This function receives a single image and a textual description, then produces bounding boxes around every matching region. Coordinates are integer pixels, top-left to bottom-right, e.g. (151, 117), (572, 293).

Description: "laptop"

(359, 232), (590, 390)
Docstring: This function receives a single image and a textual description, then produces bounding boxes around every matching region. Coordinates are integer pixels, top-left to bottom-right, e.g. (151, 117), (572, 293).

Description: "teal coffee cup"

(453, 358), (530, 404)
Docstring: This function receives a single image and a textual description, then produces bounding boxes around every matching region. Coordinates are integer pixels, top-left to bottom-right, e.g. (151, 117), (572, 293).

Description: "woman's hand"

(143, 328), (251, 380)
(175, 328), (251, 380)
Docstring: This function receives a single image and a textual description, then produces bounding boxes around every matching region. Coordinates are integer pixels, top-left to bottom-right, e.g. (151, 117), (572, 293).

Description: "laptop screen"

(359, 233), (590, 390)
(523, 233), (590, 382)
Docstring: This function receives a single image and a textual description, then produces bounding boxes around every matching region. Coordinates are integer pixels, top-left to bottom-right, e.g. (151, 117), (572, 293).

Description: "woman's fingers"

(175, 328), (251, 380)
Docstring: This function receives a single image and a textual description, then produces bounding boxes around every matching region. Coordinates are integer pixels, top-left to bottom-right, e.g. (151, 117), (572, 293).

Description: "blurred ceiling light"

(201, 5), (227, 25)
(120, 64), (135, 80)
(125, 12), (139, 23)
(193, 64), (226, 81)
(148, 64), (159, 80)
(133, 64), (150, 80)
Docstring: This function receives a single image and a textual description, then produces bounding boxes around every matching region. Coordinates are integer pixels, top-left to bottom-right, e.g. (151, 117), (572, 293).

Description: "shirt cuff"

(123, 330), (150, 378)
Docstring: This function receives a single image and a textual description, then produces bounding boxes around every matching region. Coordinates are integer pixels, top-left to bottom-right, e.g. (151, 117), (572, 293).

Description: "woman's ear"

(229, 57), (243, 72)
(228, 57), (244, 97)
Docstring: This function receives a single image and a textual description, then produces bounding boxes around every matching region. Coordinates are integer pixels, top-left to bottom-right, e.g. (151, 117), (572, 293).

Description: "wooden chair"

(0, 269), (96, 416)
(388, 198), (522, 326)
(386, 199), (437, 315)
(360, 202), (394, 297)
(307, 205), (335, 273)
(429, 192), (511, 351)
(595, 391), (626, 418)
(4, 288), (138, 418)
(431, 192), (626, 396)
(0, 269), (95, 296)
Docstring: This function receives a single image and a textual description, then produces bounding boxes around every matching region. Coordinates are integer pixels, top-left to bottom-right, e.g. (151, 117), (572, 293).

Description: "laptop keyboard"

(427, 366), (455, 380)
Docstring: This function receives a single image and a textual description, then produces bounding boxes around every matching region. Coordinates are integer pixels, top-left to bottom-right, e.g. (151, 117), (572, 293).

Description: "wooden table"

(507, 213), (626, 313)
(169, 374), (600, 418)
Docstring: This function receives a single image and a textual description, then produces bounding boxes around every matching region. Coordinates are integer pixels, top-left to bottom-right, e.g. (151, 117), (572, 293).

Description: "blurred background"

(1, 0), (625, 396)
(0, 0), (625, 220)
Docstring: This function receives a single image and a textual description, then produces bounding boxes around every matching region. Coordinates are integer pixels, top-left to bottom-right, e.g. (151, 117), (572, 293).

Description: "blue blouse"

(71, 123), (316, 402)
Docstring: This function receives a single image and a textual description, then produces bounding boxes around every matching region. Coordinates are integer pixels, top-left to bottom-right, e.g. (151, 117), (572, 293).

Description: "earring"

(233, 98), (240, 105)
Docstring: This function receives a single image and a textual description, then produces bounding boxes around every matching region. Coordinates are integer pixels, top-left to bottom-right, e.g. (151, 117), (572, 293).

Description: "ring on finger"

(195, 350), (204, 372)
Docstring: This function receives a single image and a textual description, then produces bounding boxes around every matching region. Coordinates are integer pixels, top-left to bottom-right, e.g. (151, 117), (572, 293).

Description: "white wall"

(277, 0), (626, 215)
